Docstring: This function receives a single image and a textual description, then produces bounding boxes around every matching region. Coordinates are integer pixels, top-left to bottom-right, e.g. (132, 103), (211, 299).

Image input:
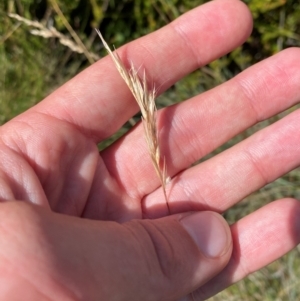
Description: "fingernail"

(180, 212), (231, 258)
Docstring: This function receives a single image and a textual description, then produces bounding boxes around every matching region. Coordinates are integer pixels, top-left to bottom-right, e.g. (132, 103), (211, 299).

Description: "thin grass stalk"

(95, 29), (170, 211)
(49, 0), (95, 64)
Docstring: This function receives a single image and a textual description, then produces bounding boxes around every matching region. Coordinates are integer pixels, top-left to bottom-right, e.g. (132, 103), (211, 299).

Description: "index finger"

(24, 0), (252, 142)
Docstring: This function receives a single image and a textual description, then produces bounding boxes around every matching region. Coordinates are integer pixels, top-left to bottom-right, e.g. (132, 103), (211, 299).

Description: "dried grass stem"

(96, 29), (170, 210)
(8, 13), (99, 61)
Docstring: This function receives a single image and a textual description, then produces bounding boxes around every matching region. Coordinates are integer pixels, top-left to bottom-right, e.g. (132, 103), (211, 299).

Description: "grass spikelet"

(95, 29), (170, 211)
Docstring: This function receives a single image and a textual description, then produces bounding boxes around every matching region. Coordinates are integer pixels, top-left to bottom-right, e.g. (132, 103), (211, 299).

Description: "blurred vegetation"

(1, 0), (300, 300)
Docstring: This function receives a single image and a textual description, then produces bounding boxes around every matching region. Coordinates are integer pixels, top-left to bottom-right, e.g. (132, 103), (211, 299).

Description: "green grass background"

(1, 0), (300, 299)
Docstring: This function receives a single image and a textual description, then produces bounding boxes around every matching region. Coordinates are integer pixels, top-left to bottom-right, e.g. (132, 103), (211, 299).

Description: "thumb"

(0, 203), (232, 301)
(53, 211), (232, 300)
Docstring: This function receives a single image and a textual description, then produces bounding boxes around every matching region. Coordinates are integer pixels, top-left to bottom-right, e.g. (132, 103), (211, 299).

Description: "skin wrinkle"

(0, 179), (14, 201)
(112, 138), (150, 200)
(170, 109), (205, 166)
(160, 100), (211, 176)
(83, 82), (133, 142)
(83, 150), (137, 221)
(2, 119), (36, 156)
(123, 220), (168, 295)
(123, 222), (147, 256)
(260, 60), (295, 100)
(170, 22), (201, 69)
(171, 0), (229, 69)
(214, 150), (264, 204)
(45, 118), (98, 212)
(233, 76), (261, 124)
(177, 177), (209, 211)
(52, 95), (81, 135)
(241, 147), (269, 188)
(245, 112), (300, 178)
(42, 142), (71, 207)
(168, 116), (192, 166)
(139, 221), (172, 281)
(56, 146), (98, 215)
(121, 217), (199, 301)
(14, 159), (28, 201)
(68, 88), (117, 143)
(41, 153), (67, 210)
(150, 221), (179, 280)
(0, 147), (44, 204)
(132, 42), (157, 74)
(234, 50), (300, 122)
(272, 59), (296, 94)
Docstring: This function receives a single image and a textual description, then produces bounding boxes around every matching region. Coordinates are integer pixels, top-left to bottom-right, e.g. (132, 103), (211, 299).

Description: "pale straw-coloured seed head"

(96, 29), (169, 210)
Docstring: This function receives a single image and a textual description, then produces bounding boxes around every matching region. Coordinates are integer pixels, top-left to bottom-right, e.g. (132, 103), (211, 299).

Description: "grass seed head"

(96, 29), (169, 210)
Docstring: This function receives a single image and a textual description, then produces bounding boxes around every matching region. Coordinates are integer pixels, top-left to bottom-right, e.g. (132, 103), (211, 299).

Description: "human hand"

(1, 0), (300, 300)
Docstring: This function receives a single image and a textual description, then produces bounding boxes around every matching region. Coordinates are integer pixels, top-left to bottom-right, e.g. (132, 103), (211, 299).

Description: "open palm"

(1, 1), (300, 300)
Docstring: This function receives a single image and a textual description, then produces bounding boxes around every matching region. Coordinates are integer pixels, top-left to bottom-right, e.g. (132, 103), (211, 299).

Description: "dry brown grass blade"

(95, 29), (170, 211)
(8, 13), (99, 61)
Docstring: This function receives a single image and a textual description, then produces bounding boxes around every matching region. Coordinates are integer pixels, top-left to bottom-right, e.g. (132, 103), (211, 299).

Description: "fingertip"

(276, 47), (300, 73)
(232, 0), (254, 36)
(213, 0), (253, 49)
(171, 0), (253, 66)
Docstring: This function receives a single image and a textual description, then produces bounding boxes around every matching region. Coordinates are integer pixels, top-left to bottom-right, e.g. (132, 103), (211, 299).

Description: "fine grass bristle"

(95, 29), (170, 211)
